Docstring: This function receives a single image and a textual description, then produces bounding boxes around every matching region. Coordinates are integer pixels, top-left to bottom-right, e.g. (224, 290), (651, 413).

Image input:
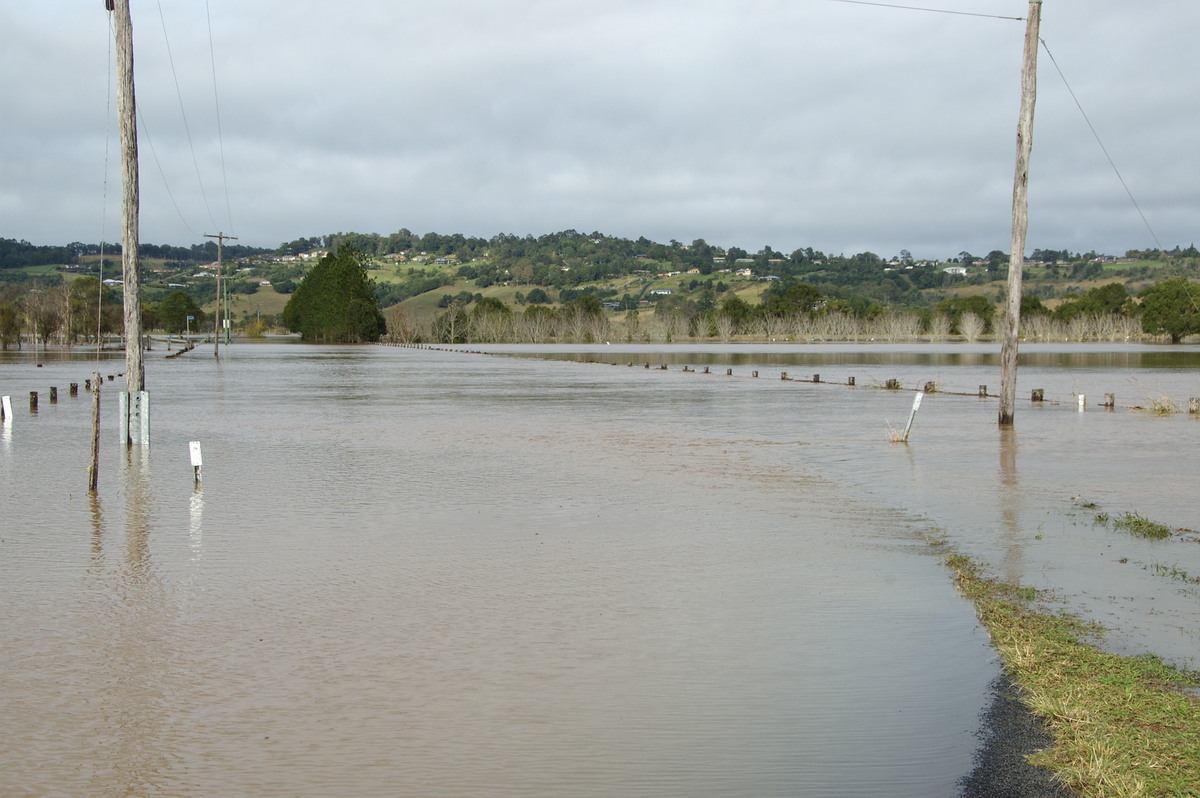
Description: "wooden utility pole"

(999, 0), (1041, 427)
(205, 232), (237, 356)
(112, 0), (144, 396)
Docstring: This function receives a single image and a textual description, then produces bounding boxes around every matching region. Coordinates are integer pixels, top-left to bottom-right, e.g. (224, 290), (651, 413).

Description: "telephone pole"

(112, 0), (143, 395)
(999, 0), (1041, 427)
(205, 232), (237, 356)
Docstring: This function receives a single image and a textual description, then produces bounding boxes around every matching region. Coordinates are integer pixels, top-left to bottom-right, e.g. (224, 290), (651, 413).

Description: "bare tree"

(959, 311), (985, 343)
(927, 314), (952, 341)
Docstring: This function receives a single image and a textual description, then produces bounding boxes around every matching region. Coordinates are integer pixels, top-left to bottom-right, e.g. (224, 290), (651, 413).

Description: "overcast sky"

(3, 1), (1196, 259)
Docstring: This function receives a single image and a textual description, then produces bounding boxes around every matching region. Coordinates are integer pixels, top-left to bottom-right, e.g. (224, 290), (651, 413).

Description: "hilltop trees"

(282, 246), (386, 342)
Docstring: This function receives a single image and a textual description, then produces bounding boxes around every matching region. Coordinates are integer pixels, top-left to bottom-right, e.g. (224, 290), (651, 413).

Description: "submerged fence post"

(1077, 394), (1086, 411)
(848, 377), (855, 387)
(901, 391), (924, 443)
(1, 395), (11, 423)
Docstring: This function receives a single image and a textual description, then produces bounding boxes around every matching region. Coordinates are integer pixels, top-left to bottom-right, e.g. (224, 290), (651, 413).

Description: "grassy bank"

(945, 554), (1200, 797)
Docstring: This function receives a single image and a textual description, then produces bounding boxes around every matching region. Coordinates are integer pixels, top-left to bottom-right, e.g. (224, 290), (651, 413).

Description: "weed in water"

(1113, 512), (1172, 540)
(1151, 562), (1200, 584)
(1140, 395), (1179, 416)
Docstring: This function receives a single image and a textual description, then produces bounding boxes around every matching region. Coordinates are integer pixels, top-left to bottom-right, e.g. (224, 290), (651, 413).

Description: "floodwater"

(1, 341), (1197, 797)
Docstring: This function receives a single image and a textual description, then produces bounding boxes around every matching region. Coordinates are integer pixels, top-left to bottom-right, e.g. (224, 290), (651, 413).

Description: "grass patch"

(1113, 512), (1173, 540)
(1151, 562), (1200, 585)
(946, 554), (1200, 797)
(1139, 396), (1180, 416)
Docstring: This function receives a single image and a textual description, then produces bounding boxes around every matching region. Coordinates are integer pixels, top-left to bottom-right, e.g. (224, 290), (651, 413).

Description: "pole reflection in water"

(998, 428), (1024, 583)
(90, 493), (105, 564)
(85, 446), (174, 797)
(189, 485), (204, 558)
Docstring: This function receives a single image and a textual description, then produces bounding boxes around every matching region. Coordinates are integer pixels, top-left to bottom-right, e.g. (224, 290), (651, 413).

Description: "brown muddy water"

(2, 341), (1197, 797)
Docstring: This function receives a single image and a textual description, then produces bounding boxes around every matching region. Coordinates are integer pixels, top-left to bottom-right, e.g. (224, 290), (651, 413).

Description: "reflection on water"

(190, 486), (205, 557)
(998, 428), (1023, 584)
(1, 342), (1197, 797)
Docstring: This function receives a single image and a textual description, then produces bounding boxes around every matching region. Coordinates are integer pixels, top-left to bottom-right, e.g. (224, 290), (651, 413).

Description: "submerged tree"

(158, 289), (204, 334)
(282, 245), (386, 342)
(1139, 278), (1200, 343)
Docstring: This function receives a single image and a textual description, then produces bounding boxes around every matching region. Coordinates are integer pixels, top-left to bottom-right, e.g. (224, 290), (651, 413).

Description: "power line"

(137, 108), (201, 238)
(99, 10), (115, 359)
(156, 0), (218, 232)
(1039, 37), (1163, 251)
(825, 0), (1024, 22)
(206, 0), (234, 236)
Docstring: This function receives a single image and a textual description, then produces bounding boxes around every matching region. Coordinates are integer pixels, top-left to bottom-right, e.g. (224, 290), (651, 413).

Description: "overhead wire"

(1039, 38), (1163, 252)
(825, 0), (1024, 22)
(155, 0), (218, 233)
(137, 107), (200, 238)
(99, 9), (115, 359)
(206, 0), (235, 236)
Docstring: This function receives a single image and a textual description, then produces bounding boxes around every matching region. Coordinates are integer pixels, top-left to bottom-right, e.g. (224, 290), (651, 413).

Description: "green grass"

(946, 554), (1200, 797)
(1113, 512), (1173, 540)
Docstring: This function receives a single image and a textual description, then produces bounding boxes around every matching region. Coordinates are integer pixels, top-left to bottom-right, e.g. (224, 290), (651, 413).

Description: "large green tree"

(158, 290), (204, 334)
(282, 245), (386, 342)
(1139, 278), (1200, 343)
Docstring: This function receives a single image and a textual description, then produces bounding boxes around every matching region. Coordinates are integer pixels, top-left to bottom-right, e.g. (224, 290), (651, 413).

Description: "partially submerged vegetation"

(946, 554), (1200, 797)
(1111, 512), (1174, 541)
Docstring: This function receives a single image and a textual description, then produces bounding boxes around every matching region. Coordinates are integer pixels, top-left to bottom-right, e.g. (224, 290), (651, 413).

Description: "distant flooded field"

(2, 341), (1197, 797)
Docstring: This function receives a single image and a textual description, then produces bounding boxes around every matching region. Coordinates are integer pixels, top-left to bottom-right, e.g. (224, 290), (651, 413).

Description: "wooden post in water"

(89, 372), (101, 493)
(999, 0), (1042, 427)
(29, 392), (38, 412)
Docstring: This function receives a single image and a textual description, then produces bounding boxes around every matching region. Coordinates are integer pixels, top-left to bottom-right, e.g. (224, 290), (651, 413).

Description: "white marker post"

(189, 440), (203, 483)
(902, 391), (924, 443)
(1, 395), (11, 423)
